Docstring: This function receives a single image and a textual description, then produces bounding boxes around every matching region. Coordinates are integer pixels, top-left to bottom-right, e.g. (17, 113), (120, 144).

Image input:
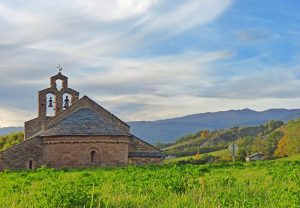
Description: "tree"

(236, 136), (254, 161)
(275, 135), (288, 157)
(201, 130), (209, 139)
(275, 119), (300, 157)
(265, 131), (283, 157)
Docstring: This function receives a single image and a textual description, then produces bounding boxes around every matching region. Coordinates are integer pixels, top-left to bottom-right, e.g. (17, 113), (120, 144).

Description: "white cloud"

(0, 106), (35, 127)
(0, 0), (232, 55)
(72, 0), (158, 21)
(0, 0), (234, 125)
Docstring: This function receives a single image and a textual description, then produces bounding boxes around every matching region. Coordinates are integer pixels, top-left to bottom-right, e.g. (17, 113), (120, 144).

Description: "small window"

(29, 160), (33, 170)
(91, 151), (96, 163)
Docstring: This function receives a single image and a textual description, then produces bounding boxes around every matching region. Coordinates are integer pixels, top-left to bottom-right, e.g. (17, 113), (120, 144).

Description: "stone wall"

(0, 137), (44, 171)
(42, 136), (130, 168)
(25, 116), (54, 139)
(0, 135), (163, 171)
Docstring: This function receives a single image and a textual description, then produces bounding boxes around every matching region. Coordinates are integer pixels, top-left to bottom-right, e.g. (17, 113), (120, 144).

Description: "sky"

(0, 0), (300, 127)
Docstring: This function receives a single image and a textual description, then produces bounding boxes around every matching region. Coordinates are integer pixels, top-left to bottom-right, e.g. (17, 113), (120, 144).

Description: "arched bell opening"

(55, 79), (63, 91)
(62, 93), (72, 110)
(46, 93), (55, 117)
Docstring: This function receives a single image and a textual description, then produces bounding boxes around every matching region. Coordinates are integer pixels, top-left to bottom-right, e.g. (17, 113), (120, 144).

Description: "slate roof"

(247, 152), (264, 158)
(41, 108), (130, 136)
(128, 151), (165, 158)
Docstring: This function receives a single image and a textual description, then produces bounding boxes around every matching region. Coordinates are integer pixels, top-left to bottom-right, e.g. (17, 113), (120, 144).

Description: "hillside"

(128, 108), (300, 143)
(163, 118), (300, 163)
(162, 120), (284, 158)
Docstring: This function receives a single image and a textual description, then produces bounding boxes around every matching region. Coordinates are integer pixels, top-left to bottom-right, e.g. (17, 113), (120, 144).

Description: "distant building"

(0, 72), (164, 170)
(165, 155), (176, 159)
(246, 152), (265, 162)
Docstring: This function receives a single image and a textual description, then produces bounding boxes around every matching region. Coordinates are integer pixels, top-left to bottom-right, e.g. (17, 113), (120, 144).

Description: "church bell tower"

(38, 72), (79, 121)
(24, 67), (80, 139)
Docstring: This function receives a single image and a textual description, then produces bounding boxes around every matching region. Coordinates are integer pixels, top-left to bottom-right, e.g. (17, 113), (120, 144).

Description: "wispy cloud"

(0, 0), (300, 126)
(0, 106), (34, 127)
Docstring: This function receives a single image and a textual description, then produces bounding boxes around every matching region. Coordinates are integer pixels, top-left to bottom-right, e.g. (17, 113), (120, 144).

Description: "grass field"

(0, 158), (300, 208)
(278, 153), (300, 161)
(164, 149), (230, 164)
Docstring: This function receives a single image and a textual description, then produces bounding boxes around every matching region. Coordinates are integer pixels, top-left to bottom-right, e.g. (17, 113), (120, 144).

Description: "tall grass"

(0, 161), (299, 208)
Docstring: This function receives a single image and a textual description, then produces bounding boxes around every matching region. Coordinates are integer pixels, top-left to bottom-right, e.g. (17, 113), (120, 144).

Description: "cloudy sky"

(0, 0), (300, 127)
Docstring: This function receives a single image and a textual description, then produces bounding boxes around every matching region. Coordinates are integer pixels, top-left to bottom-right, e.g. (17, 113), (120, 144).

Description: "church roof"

(41, 108), (130, 136)
(35, 96), (130, 137)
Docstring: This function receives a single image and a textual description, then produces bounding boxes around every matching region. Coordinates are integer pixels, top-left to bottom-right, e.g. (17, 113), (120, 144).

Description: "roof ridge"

(81, 96), (130, 128)
(131, 136), (163, 152)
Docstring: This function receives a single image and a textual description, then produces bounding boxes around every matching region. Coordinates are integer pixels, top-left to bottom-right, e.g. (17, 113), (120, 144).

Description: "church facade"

(0, 72), (163, 170)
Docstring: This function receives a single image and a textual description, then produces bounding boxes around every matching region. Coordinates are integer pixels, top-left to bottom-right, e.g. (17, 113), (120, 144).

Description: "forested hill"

(129, 108), (300, 143)
(0, 132), (24, 152)
(161, 120), (284, 158)
(162, 118), (300, 160)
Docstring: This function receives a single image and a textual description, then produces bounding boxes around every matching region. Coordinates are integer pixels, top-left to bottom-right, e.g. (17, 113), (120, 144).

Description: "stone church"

(0, 72), (163, 170)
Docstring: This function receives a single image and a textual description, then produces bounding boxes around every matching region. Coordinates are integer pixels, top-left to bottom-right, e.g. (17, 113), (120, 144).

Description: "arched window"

(28, 160), (33, 170)
(91, 150), (96, 163)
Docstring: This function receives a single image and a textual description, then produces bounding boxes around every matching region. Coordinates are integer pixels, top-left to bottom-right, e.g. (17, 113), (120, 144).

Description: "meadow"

(0, 159), (300, 208)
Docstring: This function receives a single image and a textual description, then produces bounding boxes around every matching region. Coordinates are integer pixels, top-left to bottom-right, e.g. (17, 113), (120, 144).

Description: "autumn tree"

(275, 134), (288, 157)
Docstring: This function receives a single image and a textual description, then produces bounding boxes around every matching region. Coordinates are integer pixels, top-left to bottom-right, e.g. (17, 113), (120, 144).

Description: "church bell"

(63, 96), (70, 108)
(48, 97), (53, 108)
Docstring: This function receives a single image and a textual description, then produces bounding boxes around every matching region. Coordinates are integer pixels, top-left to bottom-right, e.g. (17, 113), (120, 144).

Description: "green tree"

(236, 136), (254, 161)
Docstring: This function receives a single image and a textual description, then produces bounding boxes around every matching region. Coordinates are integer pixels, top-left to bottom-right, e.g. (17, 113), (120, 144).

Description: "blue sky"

(0, 0), (300, 126)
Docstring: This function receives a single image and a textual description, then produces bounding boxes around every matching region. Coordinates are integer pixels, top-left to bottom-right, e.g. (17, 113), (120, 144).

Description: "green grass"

(1, 159), (299, 208)
(164, 149), (230, 164)
(209, 148), (230, 157)
(278, 153), (300, 161)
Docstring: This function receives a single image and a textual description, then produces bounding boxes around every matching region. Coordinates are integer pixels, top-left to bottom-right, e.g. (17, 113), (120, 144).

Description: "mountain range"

(1, 108), (300, 143)
(0, 127), (23, 136)
(128, 108), (300, 143)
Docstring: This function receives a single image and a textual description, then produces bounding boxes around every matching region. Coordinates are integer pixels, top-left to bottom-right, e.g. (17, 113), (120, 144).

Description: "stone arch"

(62, 88), (80, 104)
(50, 72), (68, 89)
(55, 79), (63, 91)
(62, 93), (72, 110)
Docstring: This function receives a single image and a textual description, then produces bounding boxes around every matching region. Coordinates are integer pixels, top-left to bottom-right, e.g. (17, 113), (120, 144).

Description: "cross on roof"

(57, 65), (63, 72)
